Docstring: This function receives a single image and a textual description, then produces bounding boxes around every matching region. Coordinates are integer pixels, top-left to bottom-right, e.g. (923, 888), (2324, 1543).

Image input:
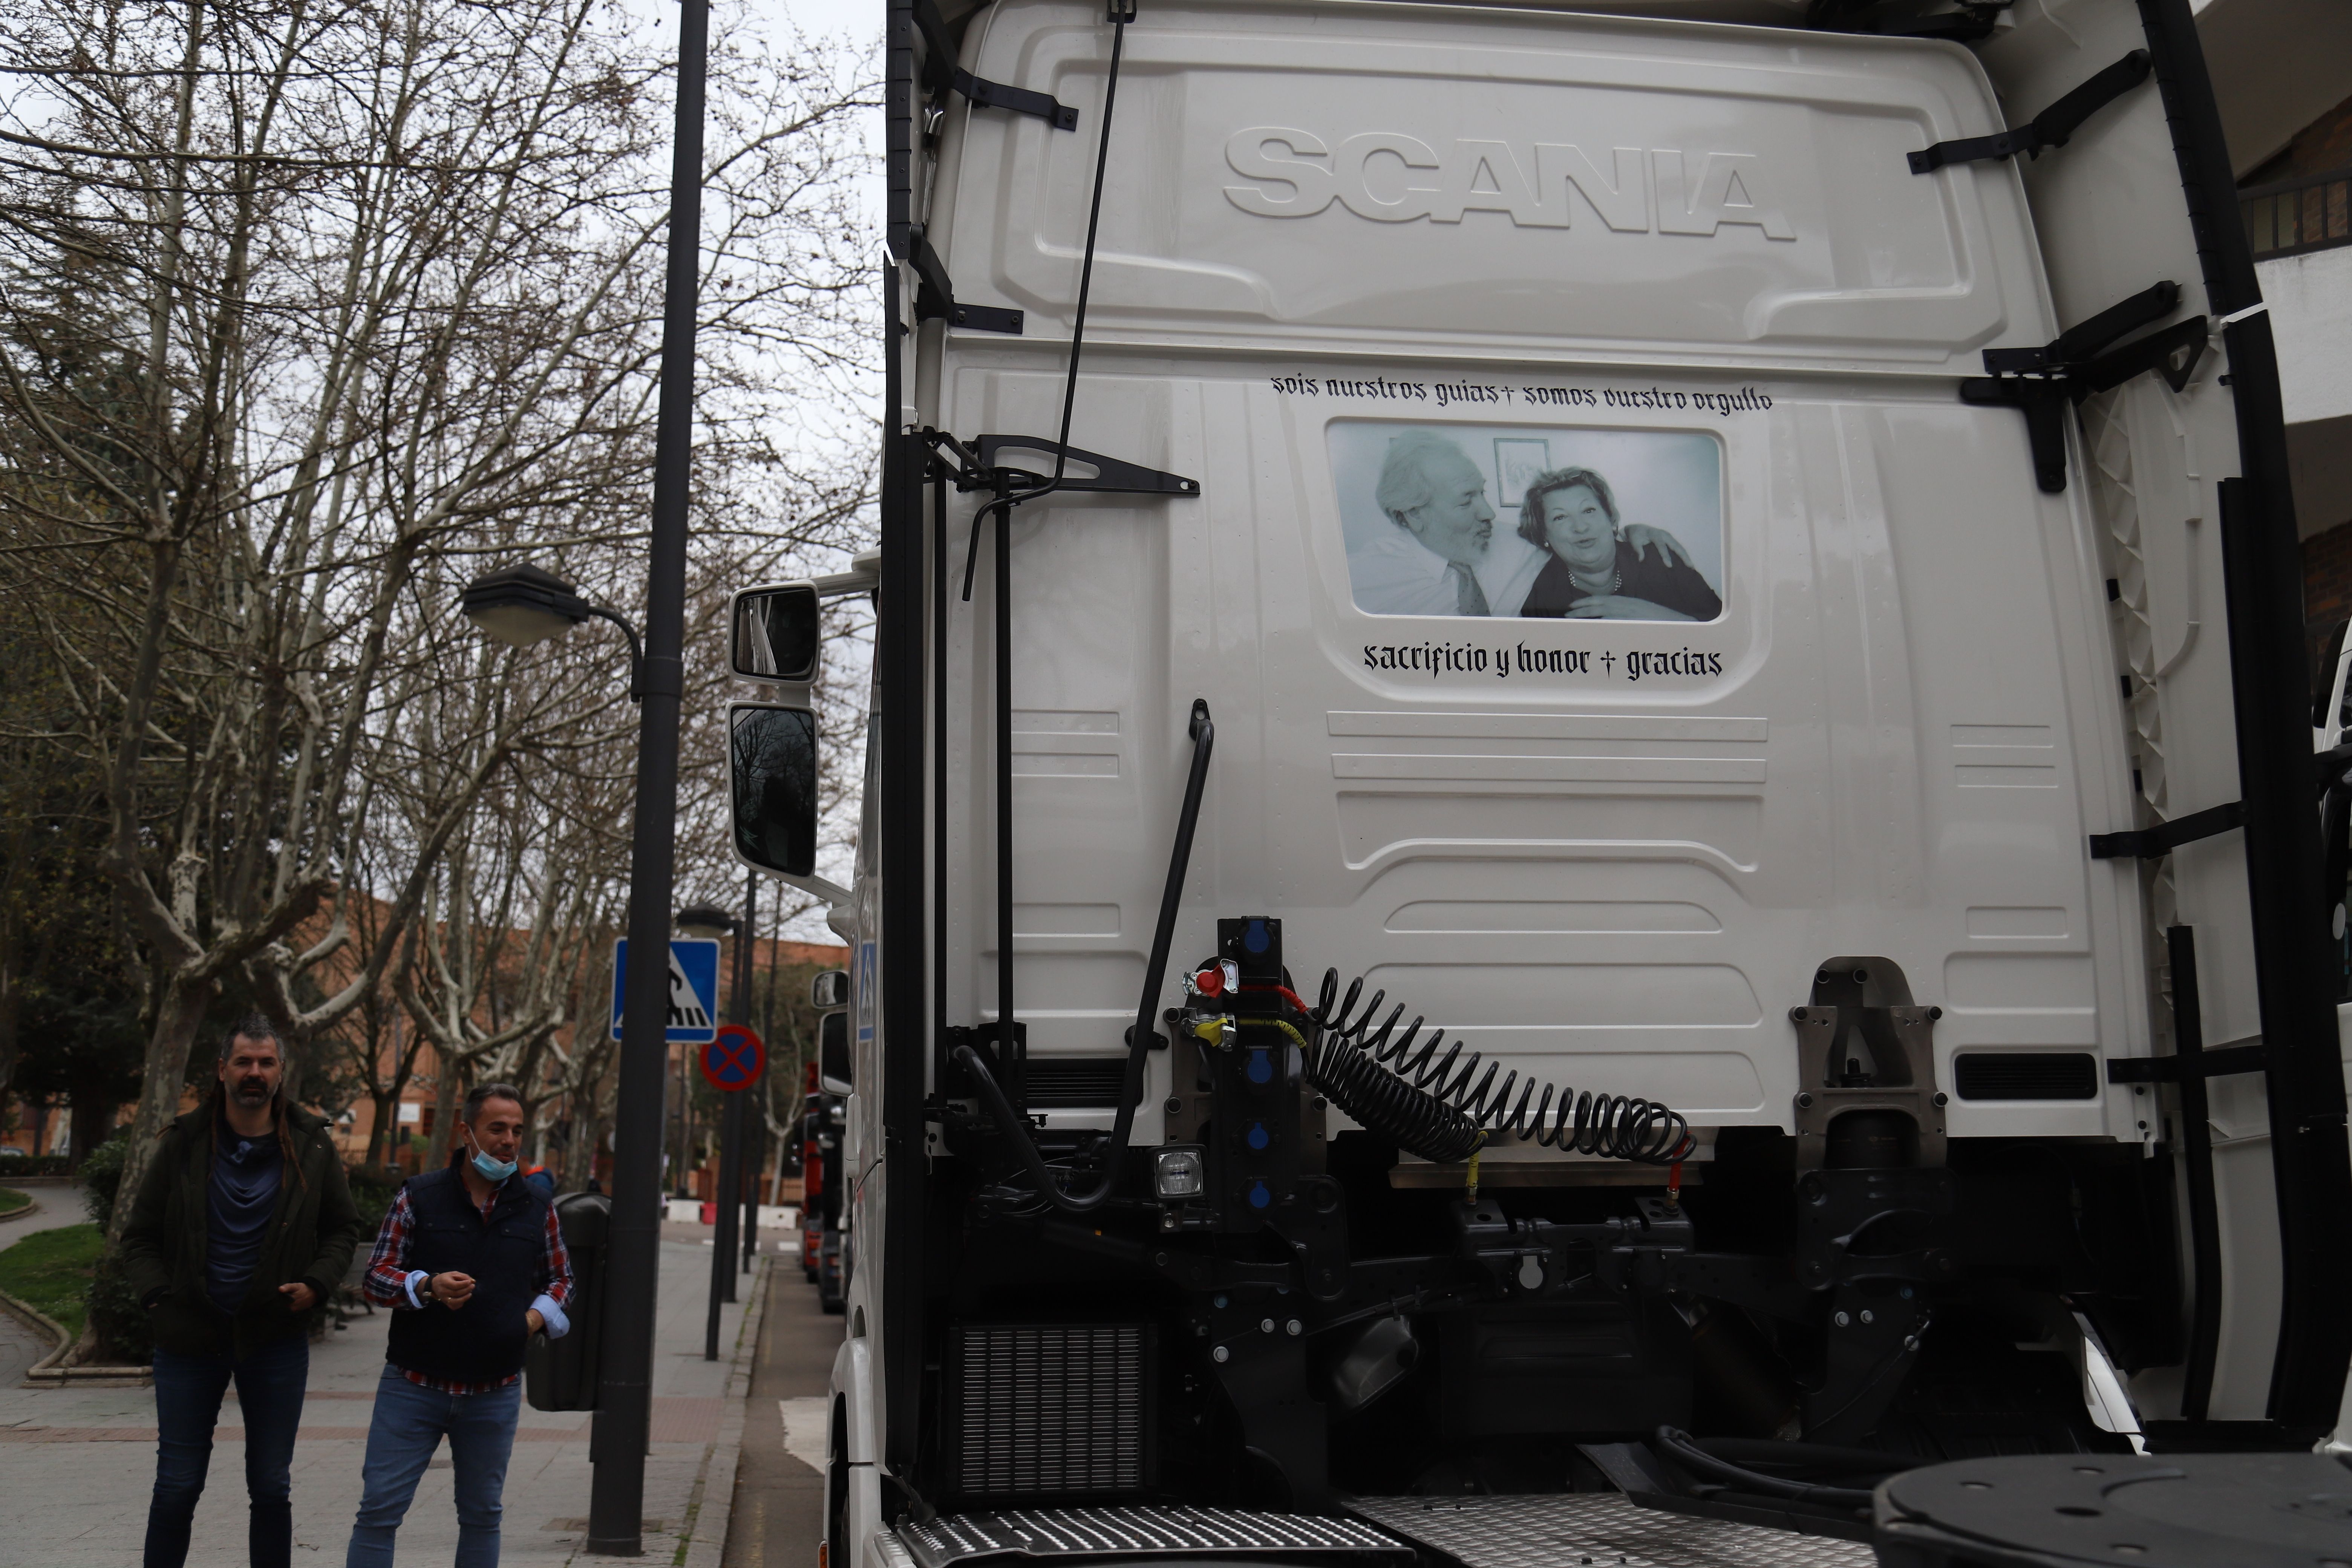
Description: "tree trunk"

(428, 1060), (459, 1170)
(109, 976), (215, 1242)
(365, 1087), (395, 1174)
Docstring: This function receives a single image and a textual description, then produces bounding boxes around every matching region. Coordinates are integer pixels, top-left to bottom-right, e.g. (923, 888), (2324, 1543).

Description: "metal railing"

(2243, 166), (2352, 260)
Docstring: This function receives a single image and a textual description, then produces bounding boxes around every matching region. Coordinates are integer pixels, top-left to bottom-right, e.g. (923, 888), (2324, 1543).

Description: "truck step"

(1347, 1493), (1875, 1568)
(897, 1506), (1411, 1568)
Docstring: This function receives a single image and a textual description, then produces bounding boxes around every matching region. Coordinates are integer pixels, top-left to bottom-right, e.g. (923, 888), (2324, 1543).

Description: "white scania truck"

(723, 0), (2352, 1559)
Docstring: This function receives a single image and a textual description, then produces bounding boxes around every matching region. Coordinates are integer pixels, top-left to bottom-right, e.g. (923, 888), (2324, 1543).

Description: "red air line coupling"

(1243, 982), (1311, 1014)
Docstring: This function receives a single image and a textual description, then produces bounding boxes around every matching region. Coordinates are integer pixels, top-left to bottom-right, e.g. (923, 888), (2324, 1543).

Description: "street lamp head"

(461, 563), (593, 649)
(675, 904), (737, 941)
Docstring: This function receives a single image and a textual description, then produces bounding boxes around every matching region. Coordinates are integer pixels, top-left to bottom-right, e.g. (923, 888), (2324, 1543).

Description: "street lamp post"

(724, 874), (754, 1303)
(590, 0), (710, 1548)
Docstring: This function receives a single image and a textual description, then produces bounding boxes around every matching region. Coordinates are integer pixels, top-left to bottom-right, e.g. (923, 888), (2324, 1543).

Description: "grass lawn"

(0, 1221), (99, 1342)
(0, 1185), (29, 1215)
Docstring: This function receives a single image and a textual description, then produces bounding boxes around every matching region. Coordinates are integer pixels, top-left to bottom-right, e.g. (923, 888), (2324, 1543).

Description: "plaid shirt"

(362, 1175), (574, 1395)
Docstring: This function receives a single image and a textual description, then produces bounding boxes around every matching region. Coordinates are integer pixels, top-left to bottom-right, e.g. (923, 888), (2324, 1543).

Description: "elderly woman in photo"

(1517, 466), (1721, 622)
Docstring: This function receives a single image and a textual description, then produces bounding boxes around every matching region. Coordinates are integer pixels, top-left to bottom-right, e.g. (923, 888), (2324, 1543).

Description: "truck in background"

(721, 0), (2352, 1559)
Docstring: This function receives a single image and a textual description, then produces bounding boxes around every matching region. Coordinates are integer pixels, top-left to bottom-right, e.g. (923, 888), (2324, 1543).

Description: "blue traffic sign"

(611, 938), (721, 1044)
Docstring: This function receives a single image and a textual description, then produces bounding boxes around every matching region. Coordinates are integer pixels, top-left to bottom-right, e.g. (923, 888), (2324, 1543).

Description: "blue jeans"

(346, 1366), (521, 1568)
(146, 1331), (309, 1568)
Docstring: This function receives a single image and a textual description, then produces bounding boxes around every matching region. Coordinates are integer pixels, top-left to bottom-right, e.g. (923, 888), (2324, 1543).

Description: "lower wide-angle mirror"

(728, 702), (817, 877)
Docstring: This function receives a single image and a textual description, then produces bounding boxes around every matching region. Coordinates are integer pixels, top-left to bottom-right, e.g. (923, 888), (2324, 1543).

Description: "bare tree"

(0, 0), (878, 1233)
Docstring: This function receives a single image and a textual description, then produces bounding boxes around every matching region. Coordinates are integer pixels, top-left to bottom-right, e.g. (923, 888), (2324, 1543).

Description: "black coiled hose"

(1305, 969), (1694, 1165)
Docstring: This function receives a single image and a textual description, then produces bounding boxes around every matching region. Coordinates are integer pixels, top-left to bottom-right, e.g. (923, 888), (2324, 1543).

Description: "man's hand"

(527, 1308), (546, 1335)
(1620, 524), (1692, 569)
(428, 1271), (476, 1309)
(279, 1282), (319, 1313)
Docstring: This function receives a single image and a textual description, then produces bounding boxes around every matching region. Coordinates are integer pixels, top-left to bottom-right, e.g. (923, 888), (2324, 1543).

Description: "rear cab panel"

(924, 1), (2147, 1156)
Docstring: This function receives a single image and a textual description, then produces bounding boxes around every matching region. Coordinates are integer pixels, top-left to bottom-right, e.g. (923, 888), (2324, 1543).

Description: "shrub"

(86, 1248), (152, 1364)
(347, 1168), (402, 1240)
(78, 1129), (132, 1226)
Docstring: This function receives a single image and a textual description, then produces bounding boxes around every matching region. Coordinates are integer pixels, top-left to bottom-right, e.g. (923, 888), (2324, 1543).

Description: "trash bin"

(525, 1190), (609, 1412)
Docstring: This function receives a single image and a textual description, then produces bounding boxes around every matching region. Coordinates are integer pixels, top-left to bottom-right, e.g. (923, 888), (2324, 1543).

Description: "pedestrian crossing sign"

(610, 938), (722, 1044)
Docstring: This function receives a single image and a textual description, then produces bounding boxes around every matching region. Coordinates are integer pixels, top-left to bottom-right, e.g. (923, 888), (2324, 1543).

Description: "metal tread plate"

(898, 1506), (1411, 1568)
(1346, 1493), (1877, 1568)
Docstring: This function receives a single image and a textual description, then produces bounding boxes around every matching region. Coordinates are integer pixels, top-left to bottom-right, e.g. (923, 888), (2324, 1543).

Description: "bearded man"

(120, 1015), (364, 1568)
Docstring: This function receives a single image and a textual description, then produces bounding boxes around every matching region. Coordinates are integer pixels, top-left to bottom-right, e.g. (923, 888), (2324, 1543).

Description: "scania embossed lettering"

(719, 1), (2352, 1561)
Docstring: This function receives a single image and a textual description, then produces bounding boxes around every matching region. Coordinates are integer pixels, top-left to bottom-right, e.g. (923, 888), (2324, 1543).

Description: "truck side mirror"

(728, 703), (818, 877)
(820, 1010), (852, 1095)
(811, 970), (849, 1009)
(730, 582), (820, 684)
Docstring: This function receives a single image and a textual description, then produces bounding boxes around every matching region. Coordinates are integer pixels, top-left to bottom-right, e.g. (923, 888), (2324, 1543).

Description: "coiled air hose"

(1303, 970), (1695, 1165)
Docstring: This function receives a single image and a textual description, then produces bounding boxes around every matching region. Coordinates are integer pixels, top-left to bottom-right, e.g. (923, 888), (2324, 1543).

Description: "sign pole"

(588, 0), (708, 1549)
(707, 873), (755, 1360)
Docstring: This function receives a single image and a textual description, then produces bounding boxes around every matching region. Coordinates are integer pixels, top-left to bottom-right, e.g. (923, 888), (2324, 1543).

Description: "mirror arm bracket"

(769, 869), (854, 906)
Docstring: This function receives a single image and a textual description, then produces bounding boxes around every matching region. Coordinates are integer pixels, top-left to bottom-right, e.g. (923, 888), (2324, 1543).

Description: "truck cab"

(723, 0), (2352, 1558)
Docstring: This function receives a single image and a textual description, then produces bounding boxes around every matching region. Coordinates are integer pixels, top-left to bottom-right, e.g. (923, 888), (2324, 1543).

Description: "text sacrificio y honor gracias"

(1271, 375), (1773, 416)
(1366, 641), (1724, 681)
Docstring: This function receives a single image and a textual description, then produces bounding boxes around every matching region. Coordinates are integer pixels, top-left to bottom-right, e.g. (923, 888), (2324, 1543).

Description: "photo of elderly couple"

(1334, 422), (1725, 622)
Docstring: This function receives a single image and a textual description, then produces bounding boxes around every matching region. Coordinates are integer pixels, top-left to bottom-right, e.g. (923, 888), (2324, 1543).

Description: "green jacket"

(119, 1101), (364, 1358)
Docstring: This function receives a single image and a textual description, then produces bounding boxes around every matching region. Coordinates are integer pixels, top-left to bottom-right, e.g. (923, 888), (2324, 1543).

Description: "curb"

(0, 1280), (68, 1356)
(0, 1197), (38, 1223)
(1, 1282), (154, 1387)
(673, 1253), (772, 1568)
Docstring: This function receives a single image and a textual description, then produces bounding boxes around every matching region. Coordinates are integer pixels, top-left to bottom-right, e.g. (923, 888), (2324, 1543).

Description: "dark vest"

(385, 1165), (550, 1385)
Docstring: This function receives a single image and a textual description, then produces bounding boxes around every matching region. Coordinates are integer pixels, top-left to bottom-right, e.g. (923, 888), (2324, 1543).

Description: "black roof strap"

(911, 0), (1078, 131)
(2108, 1043), (2267, 1085)
(972, 435), (1197, 497)
(1984, 280), (2180, 374)
(919, 429), (1197, 500)
(1961, 280), (2207, 492)
(2089, 798), (2245, 861)
(1909, 50), (2151, 175)
(904, 226), (1024, 334)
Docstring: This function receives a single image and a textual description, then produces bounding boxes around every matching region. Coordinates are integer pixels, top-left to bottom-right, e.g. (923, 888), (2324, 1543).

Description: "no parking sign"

(699, 1024), (765, 1092)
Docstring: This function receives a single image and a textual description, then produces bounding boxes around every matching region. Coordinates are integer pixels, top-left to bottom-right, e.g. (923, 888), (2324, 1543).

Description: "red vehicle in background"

(799, 1086), (826, 1280)
(799, 1020), (846, 1313)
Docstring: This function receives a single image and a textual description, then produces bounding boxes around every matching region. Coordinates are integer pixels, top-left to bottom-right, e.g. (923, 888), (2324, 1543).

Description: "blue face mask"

(467, 1138), (518, 1184)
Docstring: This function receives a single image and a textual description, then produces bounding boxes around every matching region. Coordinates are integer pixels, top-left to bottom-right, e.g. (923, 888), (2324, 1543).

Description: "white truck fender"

(830, 1329), (882, 1566)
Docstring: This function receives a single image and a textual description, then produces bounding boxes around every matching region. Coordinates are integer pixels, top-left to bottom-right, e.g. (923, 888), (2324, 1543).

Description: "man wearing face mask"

(348, 1083), (573, 1568)
(120, 1016), (363, 1568)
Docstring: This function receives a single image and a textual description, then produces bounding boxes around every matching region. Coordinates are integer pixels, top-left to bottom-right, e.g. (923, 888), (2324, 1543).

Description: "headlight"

(1154, 1146), (1205, 1199)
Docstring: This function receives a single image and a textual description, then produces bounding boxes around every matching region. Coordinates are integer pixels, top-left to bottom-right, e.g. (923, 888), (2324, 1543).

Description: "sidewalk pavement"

(0, 1236), (770, 1567)
(0, 1179), (95, 1239)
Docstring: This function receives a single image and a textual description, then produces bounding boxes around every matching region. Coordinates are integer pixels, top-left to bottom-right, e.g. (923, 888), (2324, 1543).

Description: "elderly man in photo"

(1349, 430), (1691, 617)
(347, 1083), (573, 1568)
(120, 1016), (363, 1568)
